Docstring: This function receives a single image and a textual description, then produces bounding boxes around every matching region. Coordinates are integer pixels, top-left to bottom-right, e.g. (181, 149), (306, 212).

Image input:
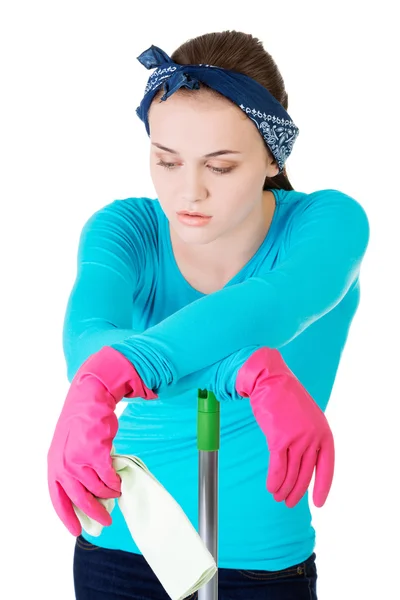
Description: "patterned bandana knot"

(135, 44), (299, 173)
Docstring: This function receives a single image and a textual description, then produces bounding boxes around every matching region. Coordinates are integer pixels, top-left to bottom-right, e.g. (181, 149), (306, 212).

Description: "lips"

(178, 211), (211, 218)
(176, 211), (213, 227)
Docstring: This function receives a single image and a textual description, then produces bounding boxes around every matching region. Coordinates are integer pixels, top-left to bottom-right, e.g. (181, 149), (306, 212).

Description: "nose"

(180, 165), (208, 203)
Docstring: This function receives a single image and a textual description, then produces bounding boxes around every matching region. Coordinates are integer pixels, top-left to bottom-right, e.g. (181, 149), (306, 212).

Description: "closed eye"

(156, 160), (234, 175)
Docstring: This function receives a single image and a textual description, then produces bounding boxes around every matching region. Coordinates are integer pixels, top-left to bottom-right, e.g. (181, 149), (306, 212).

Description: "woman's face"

(148, 90), (278, 246)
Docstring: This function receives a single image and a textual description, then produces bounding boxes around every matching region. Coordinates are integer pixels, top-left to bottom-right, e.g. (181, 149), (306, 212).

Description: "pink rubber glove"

(236, 347), (335, 508)
(47, 346), (157, 536)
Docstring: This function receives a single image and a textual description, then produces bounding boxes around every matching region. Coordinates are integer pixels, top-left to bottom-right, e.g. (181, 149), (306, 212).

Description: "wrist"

(236, 347), (291, 398)
(76, 346), (158, 402)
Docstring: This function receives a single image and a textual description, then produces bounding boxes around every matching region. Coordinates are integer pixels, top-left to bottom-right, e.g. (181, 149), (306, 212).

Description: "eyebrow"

(151, 142), (242, 158)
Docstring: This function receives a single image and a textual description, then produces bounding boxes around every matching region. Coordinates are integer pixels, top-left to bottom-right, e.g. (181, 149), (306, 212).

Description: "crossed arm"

(63, 190), (369, 401)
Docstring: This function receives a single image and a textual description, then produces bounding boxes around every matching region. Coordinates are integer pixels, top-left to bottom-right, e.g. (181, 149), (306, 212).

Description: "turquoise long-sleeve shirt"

(63, 187), (369, 570)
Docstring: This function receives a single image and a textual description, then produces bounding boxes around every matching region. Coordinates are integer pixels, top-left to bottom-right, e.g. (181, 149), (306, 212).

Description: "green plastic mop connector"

(197, 389), (220, 452)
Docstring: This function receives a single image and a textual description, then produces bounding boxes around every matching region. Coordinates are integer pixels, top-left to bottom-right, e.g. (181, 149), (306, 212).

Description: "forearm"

(158, 346), (259, 402)
(109, 190), (369, 393)
(65, 191), (369, 397)
(64, 315), (253, 398)
(64, 325), (141, 382)
(109, 281), (279, 392)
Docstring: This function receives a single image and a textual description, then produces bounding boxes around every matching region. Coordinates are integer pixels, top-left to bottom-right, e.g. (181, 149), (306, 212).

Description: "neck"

(170, 191), (276, 287)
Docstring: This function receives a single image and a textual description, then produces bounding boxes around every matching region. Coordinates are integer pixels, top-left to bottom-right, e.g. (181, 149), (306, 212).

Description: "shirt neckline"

(161, 188), (282, 296)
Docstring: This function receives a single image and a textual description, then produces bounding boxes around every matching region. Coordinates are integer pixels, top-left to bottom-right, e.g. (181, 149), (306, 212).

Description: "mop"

(197, 388), (220, 600)
(72, 388), (220, 600)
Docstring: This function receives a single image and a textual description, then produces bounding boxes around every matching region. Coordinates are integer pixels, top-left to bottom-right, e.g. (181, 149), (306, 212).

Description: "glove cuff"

(76, 346), (158, 402)
(235, 347), (292, 398)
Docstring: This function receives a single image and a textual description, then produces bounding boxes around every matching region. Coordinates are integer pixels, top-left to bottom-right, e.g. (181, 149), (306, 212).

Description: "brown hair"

(165, 30), (295, 191)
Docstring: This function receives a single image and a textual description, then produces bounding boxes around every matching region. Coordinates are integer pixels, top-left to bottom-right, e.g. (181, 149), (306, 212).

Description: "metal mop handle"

(197, 389), (220, 600)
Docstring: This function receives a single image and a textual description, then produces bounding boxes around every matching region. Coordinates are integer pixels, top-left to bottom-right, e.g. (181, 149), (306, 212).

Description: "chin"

(177, 229), (215, 245)
(172, 221), (219, 246)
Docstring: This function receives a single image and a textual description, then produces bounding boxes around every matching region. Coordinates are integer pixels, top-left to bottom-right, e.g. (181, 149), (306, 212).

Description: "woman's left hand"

(236, 347), (335, 508)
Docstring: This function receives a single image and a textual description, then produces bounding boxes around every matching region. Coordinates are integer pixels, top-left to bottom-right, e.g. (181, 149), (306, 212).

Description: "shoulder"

(277, 187), (370, 236)
(278, 187), (367, 214)
(76, 197), (164, 286)
(288, 187), (368, 223)
(77, 197), (165, 273)
(80, 196), (164, 247)
(84, 196), (160, 229)
(270, 188), (370, 266)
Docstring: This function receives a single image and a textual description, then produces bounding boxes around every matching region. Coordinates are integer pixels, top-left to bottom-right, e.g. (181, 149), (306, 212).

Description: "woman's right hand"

(47, 346), (157, 536)
(47, 376), (123, 536)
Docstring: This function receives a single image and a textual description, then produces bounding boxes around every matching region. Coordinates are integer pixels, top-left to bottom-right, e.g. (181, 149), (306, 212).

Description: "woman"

(47, 31), (370, 599)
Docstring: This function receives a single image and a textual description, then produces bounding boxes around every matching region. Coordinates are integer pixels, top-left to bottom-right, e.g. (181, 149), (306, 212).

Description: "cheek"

(150, 161), (163, 184)
(150, 166), (175, 199)
(221, 195), (255, 222)
(217, 172), (262, 210)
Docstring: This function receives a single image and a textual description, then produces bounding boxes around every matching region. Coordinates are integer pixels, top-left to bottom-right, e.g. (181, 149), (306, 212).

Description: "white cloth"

(73, 448), (217, 600)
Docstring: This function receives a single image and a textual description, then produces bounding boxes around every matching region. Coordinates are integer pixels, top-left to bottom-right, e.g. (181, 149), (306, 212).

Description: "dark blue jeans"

(73, 535), (317, 599)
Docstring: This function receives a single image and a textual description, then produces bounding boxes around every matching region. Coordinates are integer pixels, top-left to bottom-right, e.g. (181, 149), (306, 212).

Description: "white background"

(1, 1), (399, 598)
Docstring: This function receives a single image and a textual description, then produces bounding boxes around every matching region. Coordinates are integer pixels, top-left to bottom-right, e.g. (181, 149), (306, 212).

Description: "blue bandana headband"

(135, 45), (300, 174)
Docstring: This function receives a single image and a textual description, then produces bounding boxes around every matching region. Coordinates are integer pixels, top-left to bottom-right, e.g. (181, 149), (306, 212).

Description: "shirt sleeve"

(62, 197), (158, 382)
(109, 189), (370, 392)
